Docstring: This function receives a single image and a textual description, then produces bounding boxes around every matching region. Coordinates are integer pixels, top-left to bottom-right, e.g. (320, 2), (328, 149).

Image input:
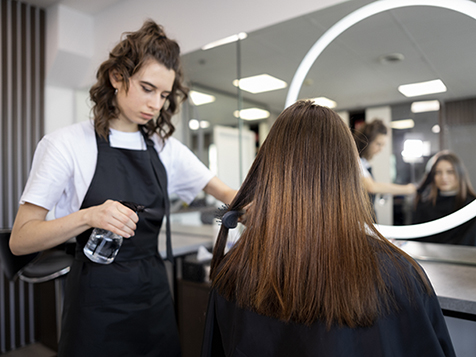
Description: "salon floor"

(2, 343), (56, 357)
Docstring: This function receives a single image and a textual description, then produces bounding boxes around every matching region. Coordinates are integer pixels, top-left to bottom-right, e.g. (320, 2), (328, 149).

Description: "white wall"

(337, 110), (350, 126)
(46, 5), (94, 88)
(213, 125), (255, 190)
(45, 5), (94, 133)
(45, 86), (75, 133)
(75, 88), (93, 123)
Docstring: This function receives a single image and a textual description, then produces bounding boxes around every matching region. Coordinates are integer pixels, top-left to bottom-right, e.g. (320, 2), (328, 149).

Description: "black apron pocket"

(80, 261), (143, 306)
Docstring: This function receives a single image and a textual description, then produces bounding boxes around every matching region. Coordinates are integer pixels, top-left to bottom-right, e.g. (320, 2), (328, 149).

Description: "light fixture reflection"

(311, 97), (337, 108)
(189, 119), (210, 130)
(202, 32), (247, 50)
(189, 90), (216, 106)
(411, 100), (440, 113)
(233, 74), (287, 94)
(390, 119), (414, 130)
(401, 139), (423, 158)
(233, 108), (270, 120)
(398, 79), (447, 98)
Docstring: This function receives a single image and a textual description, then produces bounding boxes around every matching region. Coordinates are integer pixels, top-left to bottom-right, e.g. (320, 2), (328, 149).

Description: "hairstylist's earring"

(114, 88), (118, 95)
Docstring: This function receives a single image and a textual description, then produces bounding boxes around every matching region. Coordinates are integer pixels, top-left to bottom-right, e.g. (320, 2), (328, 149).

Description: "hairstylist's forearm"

(204, 176), (237, 205)
(363, 177), (416, 195)
(10, 200), (138, 255)
(11, 203), (91, 255)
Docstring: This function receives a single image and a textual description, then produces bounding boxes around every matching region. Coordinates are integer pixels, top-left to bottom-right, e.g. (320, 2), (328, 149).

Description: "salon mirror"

(180, 0), (476, 240)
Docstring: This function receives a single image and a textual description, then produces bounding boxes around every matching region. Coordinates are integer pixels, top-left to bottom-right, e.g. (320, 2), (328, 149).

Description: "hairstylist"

(10, 20), (235, 357)
(354, 119), (416, 220)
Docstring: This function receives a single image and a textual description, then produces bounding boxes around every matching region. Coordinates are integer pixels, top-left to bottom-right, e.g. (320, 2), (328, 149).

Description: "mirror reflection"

(178, 0), (476, 245)
(411, 151), (476, 245)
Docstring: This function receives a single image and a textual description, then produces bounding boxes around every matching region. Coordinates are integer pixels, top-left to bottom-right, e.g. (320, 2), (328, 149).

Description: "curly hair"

(89, 20), (188, 140)
(353, 119), (388, 159)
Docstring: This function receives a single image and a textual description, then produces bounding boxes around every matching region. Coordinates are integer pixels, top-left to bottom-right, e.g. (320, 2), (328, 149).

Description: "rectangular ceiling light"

(189, 90), (216, 106)
(398, 79), (446, 98)
(233, 108), (270, 120)
(411, 100), (440, 113)
(233, 74), (287, 94)
(311, 97), (337, 108)
(390, 119), (415, 130)
(202, 32), (247, 50)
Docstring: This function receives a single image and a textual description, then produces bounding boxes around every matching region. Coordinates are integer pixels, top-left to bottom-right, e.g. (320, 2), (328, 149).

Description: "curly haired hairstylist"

(10, 20), (236, 357)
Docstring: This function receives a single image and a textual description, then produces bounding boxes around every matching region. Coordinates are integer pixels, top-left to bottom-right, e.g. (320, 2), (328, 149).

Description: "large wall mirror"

(179, 0), (476, 241)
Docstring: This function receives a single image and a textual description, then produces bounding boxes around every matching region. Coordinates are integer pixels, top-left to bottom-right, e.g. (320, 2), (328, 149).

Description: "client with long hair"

(202, 101), (455, 357)
(413, 150), (476, 245)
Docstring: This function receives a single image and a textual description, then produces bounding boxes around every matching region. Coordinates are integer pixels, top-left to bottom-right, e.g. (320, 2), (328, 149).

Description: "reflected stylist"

(10, 20), (235, 357)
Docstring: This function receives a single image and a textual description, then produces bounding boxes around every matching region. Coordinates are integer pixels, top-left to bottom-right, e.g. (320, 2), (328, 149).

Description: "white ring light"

(285, 0), (476, 239)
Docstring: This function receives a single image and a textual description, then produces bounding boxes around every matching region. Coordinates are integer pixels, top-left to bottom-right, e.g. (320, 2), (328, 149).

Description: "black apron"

(58, 130), (180, 357)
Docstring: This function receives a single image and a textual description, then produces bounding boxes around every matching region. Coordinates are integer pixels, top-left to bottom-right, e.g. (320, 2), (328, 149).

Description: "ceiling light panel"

(233, 108), (270, 120)
(202, 32), (247, 50)
(398, 79), (447, 98)
(390, 119), (415, 130)
(411, 100), (440, 113)
(233, 74), (287, 94)
(189, 90), (216, 106)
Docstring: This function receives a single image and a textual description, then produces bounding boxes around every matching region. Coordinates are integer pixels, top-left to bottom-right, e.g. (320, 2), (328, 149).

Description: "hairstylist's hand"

(405, 183), (417, 195)
(237, 203), (252, 226)
(85, 200), (138, 238)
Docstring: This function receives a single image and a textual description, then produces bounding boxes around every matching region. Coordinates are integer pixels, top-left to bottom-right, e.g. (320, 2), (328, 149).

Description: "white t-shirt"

(20, 120), (214, 219)
(359, 157), (371, 179)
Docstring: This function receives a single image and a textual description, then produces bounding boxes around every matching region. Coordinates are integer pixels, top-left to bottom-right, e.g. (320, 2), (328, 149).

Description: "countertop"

(393, 240), (476, 317)
(158, 223), (219, 258)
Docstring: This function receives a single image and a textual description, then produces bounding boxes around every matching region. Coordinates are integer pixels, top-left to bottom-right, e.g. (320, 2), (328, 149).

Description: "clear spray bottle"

(83, 201), (145, 264)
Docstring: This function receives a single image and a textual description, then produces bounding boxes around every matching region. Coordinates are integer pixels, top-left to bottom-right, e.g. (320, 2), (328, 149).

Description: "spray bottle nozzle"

(119, 200), (145, 213)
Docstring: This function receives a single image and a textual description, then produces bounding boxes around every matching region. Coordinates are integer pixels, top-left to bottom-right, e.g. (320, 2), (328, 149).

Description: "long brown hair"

(353, 118), (387, 159)
(89, 20), (188, 140)
(416, 151), (476, 208)
(211, 101), (431, 328)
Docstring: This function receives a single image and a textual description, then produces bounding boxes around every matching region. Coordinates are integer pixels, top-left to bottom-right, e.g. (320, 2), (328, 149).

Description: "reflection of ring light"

(285, 0), (476, 239)
(376, 200), (476, 238)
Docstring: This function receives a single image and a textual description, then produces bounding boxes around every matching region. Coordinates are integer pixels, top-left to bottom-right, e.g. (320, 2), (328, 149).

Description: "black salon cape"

(413, 194), (476, 246)
(201, 254), (455, 357)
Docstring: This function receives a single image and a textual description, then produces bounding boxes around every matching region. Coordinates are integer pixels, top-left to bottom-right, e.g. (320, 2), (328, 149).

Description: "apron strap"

(141, 128), (174, 265)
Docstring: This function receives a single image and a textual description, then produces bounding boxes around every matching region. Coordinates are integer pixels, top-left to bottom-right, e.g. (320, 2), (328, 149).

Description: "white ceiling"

(20, 0), (122, 14)
(182, 0), (476, 127)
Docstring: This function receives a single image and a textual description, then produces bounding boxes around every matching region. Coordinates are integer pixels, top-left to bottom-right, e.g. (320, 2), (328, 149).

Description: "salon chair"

(0, 229), (74, 341)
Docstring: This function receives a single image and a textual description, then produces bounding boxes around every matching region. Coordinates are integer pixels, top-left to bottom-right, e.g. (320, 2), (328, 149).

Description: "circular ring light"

(285, 0), (476, 239)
